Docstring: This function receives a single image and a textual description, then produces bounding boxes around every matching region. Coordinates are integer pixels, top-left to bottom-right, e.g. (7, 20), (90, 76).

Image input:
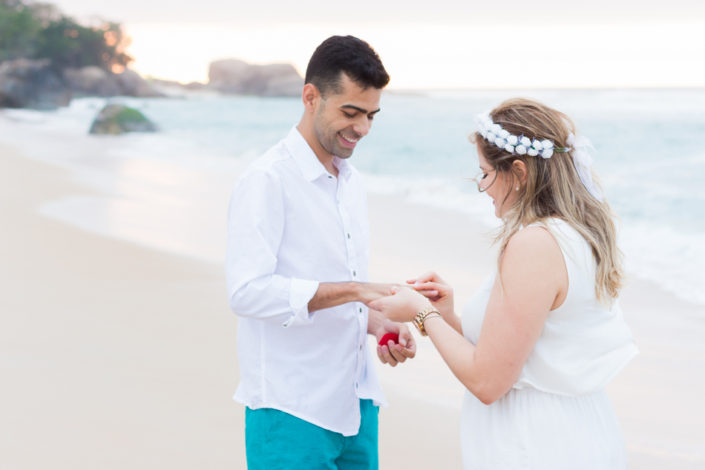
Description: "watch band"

(413, 306), (441, 336)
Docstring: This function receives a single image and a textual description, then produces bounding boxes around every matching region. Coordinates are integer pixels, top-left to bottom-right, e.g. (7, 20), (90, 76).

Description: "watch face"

(413, 313), (427, 336)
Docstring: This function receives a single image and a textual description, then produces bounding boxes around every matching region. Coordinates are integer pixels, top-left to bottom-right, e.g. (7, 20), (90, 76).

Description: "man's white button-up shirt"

(226, 126), (385, 436)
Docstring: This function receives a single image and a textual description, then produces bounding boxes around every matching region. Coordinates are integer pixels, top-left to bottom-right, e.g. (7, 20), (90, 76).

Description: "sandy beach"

(0, 143), (462, 469)
(1, 149), (246, 468)
(2, 118), (704, 469)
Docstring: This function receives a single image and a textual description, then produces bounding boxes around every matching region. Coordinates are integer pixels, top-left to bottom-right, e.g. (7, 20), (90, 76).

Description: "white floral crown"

(475, 112), (603, 201)
(475, 113), (569, 159)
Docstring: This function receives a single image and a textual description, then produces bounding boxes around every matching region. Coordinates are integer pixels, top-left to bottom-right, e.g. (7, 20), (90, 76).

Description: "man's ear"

(302, 83), (320, 113)
(511, 159), (528, 185)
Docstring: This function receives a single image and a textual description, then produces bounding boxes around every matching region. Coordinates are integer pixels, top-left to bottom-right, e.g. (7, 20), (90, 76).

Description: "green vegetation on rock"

(89, 104), (157, 135)
(0, 0), (131, 72)
(114, 107), (147, 124)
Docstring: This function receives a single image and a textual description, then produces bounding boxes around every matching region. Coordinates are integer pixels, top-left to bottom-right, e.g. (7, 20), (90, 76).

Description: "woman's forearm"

(441, 311), (463, 334)
(423, 315), (498, 404)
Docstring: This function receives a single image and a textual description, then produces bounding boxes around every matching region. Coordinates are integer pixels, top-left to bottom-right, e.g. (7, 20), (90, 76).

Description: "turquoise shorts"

(245, 399), (379, 470)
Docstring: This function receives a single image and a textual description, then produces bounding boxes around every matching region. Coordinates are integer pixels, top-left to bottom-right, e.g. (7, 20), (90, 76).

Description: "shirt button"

(355, 382), (359, 389)
(359, 307), (363, 313)
(347, 233), (351, 239)
(352, 270), (357, 277)
(359, 344), (363, 351)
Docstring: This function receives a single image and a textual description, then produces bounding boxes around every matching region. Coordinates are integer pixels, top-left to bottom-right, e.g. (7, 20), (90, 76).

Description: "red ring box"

(378, 332), (399, 346)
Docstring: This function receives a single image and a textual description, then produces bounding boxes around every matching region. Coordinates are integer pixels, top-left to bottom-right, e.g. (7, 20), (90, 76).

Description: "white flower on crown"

(475, 112), (562, 160)
(475, 112), (602, 201)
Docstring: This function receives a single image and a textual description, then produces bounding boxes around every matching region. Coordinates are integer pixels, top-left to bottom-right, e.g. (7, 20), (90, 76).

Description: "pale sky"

(49, 1), (705, 89)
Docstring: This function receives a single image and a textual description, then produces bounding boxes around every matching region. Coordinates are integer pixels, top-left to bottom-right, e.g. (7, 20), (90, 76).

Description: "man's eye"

(343, 112), (355, 118)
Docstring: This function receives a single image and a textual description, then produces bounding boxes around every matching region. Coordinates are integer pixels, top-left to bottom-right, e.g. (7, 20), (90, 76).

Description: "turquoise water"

(132, 89), (705, 233)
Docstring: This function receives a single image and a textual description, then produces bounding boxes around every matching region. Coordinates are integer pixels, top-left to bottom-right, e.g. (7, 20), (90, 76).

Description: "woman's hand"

(368, 286), (433, 323)
(407, 271), (455, 318)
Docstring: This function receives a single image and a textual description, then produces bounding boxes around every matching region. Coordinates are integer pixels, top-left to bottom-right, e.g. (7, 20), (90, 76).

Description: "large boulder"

(64, 67), (164, 98)
(89, 104), (158, 135)
(0, 59), (71, 109)
(208, 59), (302, 97)
(63, 66), (121, 96)
(115, 69), (165, 97)
(260, 69), (305, 97)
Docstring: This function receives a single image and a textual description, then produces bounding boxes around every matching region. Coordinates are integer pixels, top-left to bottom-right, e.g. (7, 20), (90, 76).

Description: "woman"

(369, 98), (638, 469)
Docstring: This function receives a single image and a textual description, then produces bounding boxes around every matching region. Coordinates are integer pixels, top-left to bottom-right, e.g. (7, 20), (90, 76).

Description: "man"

(226, 36), (416, 469)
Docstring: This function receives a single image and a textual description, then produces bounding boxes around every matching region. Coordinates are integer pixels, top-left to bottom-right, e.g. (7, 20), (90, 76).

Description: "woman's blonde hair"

(474, 98), (623, 303)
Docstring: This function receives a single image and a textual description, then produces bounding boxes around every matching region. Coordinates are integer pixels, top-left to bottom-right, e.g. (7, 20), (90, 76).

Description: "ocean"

(3, 88), (704, 308)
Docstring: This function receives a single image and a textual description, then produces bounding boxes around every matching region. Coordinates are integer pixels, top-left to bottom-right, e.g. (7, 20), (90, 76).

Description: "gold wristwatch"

(412, 306), (441, 336)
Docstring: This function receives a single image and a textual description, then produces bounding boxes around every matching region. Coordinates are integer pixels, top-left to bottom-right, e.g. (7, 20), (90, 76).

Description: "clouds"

(50, 0), (705, 25)
(49, 1), (705, 88)
(124, 21), (705, 88)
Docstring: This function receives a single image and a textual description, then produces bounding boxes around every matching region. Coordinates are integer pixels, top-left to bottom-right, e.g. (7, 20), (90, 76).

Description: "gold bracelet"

(412, 307), (441, 336)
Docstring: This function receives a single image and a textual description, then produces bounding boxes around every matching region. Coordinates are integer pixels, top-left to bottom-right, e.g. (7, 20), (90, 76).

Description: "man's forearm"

(307, 282), (395, 313)
(307, 282), (362, 312)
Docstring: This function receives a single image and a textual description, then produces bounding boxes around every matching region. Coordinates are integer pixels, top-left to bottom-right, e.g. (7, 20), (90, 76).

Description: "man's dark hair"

(305, 35), (390, 97)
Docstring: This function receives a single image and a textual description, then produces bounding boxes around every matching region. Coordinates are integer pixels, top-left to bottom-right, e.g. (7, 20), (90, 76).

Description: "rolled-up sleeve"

(226, 168), (319, 327)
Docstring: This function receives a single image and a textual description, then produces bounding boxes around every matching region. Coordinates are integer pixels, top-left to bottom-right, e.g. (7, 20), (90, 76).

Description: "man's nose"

(353, 116), (371, 137)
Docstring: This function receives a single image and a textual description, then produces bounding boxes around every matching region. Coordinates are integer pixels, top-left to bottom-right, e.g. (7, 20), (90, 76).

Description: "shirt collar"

(285, 126), (353, 182)
(334, 156), (353, 182)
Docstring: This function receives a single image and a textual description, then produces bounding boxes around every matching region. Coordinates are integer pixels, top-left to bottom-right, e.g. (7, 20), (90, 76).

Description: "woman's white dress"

(460, 218), (638, 469)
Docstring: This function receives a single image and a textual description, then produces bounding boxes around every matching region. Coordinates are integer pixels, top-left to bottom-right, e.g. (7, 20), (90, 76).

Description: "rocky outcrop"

(146, 59), (302, 97)
(63, 66), (121, 96)
(0, 57), (301, 109)
(115, 69), (164, 97)
(0, 61), (164, 109)
(88, 104), (157, 135)
(63, 67), (164, 98)
(0, 59), (71, 109)
(148, 78), (211, 97)
(208, 59), (302, 97)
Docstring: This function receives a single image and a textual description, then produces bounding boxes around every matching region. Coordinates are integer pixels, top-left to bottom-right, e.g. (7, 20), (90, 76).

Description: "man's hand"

(372, 316), (416, 367)
(357, 282), (399, 304)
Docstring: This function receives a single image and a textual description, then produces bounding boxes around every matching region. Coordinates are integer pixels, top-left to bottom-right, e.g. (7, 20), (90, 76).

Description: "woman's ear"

(511, 159), (528, 185)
